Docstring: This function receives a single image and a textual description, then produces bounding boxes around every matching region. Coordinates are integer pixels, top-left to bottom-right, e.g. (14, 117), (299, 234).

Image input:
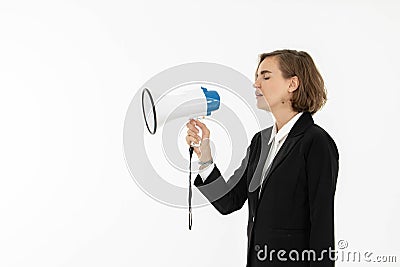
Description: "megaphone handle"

(189, 116), (204, 147)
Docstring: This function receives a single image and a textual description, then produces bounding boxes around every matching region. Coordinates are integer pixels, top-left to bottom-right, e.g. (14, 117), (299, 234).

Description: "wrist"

(198, 159), (213, 170)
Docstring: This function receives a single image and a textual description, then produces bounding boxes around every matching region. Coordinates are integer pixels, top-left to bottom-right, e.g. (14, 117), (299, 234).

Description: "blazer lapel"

(255, 112), (315, 208)
(257, 135), (302, 200)
(248, 128), (272, 193)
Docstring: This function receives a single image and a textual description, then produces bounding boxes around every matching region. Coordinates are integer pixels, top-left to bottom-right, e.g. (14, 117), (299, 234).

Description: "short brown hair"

(257, 49), (327, 115)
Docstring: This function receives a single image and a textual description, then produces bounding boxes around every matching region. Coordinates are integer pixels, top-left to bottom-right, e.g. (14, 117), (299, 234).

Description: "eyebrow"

(255, 69), (272, 78)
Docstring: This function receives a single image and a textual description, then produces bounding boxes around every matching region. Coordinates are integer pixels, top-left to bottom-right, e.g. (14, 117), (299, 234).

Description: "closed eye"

(264, 77), (270, 80)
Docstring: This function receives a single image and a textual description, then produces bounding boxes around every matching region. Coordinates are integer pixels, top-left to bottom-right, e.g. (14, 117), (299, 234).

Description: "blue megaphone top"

(201, 86), (220, 116)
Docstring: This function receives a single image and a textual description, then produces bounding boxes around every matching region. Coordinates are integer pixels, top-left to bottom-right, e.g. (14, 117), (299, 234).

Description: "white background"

(1, 0), (399, 266)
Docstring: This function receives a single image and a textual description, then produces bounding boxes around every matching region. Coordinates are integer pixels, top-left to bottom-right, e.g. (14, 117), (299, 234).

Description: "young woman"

(186, 49), (339, 267)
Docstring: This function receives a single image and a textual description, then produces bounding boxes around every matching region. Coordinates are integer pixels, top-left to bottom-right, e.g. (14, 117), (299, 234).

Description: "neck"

(272, 108), (299, 132)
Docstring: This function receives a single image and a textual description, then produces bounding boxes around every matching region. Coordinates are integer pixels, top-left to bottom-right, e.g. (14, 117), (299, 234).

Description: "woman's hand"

(185, 119), (212, 162)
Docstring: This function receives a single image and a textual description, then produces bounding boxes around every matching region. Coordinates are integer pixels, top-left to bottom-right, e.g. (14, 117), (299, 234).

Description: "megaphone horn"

(141, 85), (220, 135)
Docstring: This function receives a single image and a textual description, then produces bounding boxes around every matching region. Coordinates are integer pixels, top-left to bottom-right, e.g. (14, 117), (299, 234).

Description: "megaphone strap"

(188, 146), (194, 230)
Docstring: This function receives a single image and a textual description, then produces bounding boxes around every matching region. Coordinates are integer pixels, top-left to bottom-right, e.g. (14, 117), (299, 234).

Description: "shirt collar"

(268, 112), (304, 145)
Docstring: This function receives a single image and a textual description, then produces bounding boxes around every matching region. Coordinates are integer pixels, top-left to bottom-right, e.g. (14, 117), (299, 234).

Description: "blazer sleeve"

(306, 131), (339, 267)
(193, 134), (256, 215)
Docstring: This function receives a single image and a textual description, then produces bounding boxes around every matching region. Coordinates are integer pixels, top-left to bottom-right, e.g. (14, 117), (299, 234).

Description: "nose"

(253, 80), (260, 89)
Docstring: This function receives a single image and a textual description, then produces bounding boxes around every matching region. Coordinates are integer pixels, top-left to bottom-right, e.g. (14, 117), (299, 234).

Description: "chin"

(256, 103), (270, 111)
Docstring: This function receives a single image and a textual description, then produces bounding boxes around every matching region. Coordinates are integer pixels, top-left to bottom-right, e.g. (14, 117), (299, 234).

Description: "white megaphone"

(141, 84), (220, 231)
(141, 85), (220, 137)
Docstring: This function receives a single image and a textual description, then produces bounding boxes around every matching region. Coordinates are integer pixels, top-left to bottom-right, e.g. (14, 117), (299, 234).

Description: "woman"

(186, 49), (339, 267)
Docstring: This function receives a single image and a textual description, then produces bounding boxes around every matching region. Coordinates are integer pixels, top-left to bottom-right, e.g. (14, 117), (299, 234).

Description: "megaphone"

(141, 85), (220, 135)
(141, 84), (220, 230)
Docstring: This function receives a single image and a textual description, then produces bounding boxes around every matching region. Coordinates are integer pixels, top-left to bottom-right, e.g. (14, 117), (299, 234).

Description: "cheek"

(260, 82), (286, 106)
(260, 80), (277, 97)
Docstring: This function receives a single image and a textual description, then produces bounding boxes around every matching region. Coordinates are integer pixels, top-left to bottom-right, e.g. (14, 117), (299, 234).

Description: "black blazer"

(194, 112), (339, 267)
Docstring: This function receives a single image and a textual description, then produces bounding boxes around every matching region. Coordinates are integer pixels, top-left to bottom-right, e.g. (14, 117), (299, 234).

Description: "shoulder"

(304, 124), (333, 142)
(251, 126), (273, 145)
(303, 124), (339, 159)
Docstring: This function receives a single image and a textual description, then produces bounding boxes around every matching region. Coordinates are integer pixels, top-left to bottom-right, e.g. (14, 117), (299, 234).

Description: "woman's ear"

(288, 76), (299, 92)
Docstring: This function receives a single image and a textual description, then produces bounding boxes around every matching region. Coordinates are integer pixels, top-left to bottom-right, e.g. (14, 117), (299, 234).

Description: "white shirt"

(199, 112), (304, 185)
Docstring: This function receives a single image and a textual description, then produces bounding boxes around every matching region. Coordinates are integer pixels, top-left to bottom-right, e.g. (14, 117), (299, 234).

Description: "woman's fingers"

(185, 135), (200, 146)
(193, 119), (210, 139)
(187, 129), (201, 141)
(186, 120), (199, 134)
(187, 118), (197, 127)
(185, 118), (212, 159)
